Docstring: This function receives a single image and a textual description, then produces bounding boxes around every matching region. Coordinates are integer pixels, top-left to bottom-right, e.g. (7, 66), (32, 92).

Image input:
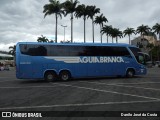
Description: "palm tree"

(63, 0), (79, 43)
(110, 28), (123, 43)
(152, 23), (160, 61)
(116, 29), (123, 43)
(49, 40), (55, 43)
(101, 25), (112, 43)
(43, 0), (65, 43)
(9, 45), (16, 56)
(152, 23), (160, 40)
(136, 24), (151, 50)
(136, 24), (151, 41)
(37, 35), (49, 42)
(123, 28), (136, 45)
(87, 5), (100, 43)
(94, 14), (108, 43)
(75, 4), (90, 43)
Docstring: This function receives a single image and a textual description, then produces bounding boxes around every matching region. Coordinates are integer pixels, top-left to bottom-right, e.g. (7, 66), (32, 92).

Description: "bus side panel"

(18, 56), (33, 79)
(16, 44), (20, 79)
(112, 57), (132, 76)
(32, 57), (44, 79)
(87, 63), (112, 77)
(74, 63), (88, 77)
(59, 63), (87, 78)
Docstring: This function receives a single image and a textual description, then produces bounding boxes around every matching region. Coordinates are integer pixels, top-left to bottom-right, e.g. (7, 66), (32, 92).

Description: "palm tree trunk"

(112, 37), (113, 43)
(107, 34), (109, 43)
(55, 14), (58, 43)
(116, 37), (118, 43)
(92, 19), (94, 43)
(84, 18), (86, 43)
(71, 13), (73, 43)
(100, 24), (102, 43)
(129, 35), (131, 45)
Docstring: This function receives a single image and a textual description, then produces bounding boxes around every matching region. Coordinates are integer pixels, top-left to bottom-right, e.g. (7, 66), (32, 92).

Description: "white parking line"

(0, 100), (159, 110)
(109, 81), (160, 85)
(79, 81), (160, 91)
(0, 80), (19, 82)
(52, 83), (160, 100)
(0, 85), (60, 89)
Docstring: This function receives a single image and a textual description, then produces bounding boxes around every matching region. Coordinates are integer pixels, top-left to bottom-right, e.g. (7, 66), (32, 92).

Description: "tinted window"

(129, 47), (141, 56)
(20, 44), (47, 56)
(129, 47), (141, 62)
(98, 46), (130, 56)
(20, 44), (130, 57)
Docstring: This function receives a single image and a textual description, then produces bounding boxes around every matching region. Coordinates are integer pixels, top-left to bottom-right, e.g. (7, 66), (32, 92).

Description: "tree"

(146, 43), (154, 61)
(43, 0), (65, 43)
(60, 40), (71, 43)
(87, 5), (100, 43)
(37, 35), (49, 42)
(49, 40), (55, 43)
(136, 24), (151, 50)
(94, 14), (108, 43)
(152, 23), (160, 40)
(136, 24), (151, 41)
(110, 28), (123, 43)
(123, 28), (136, 45)
(101, 25), (112, 43)
(9, 45), (16, 56)
(150, 45), (160, 61)
(75, 4), (90, 43)
(63, 0), (79, 43)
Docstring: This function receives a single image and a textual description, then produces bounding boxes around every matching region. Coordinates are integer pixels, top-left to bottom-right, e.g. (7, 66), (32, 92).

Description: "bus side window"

(36, 46), (47, 56)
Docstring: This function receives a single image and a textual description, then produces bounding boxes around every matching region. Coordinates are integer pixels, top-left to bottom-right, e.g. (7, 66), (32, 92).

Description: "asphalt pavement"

(0, 67), (160, 120)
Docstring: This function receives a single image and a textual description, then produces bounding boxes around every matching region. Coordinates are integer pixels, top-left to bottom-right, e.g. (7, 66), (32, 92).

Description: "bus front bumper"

(136, 66), (147, 75)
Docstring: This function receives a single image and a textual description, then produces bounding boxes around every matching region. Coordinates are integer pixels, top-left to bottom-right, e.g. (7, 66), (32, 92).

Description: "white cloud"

(0, 0), (160, 51)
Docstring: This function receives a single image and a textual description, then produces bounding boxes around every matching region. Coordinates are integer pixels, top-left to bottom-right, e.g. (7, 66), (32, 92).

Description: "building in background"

(131, 32), (159, 53)
(131, 32), (160, 62)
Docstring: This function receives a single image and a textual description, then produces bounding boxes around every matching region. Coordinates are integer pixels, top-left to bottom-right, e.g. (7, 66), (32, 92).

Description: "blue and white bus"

(16, 42), (147, 81)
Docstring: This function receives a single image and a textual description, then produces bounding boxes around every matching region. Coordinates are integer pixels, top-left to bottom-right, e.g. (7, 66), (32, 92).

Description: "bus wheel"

(44, 71), (57, 82)
(126, 69), (135, 78)
(59, 71), (71, 81)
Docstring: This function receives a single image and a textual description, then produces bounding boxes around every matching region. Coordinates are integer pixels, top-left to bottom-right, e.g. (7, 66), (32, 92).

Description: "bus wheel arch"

(44, 70), (57, 82)
(126, 68), (135, 78)
(59, 70), (71, 81)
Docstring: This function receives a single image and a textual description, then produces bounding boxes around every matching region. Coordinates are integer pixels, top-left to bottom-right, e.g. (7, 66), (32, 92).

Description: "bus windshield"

(129, 47), (150, 65)
(137, 53), (146, 65)
(138, 52), (150, 65)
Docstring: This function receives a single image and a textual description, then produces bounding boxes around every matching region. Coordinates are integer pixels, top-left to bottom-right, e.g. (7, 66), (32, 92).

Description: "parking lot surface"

(0, 67), (160, 120)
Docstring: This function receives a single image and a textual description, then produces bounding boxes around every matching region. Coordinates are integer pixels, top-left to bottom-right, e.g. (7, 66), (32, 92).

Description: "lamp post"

(61, 25), (67, 41)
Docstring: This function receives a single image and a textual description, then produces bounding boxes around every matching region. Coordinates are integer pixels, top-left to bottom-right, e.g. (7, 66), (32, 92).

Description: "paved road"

(0, 67), (160, 120)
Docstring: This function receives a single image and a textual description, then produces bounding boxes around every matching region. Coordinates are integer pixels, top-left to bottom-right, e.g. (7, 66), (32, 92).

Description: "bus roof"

(17, 42), (137, 47)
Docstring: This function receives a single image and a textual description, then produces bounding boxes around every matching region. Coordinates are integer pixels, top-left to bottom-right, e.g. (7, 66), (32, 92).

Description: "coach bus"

(16, 42), (148, 81)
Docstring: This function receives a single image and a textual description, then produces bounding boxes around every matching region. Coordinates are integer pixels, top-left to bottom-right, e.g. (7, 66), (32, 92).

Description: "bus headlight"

(140, 69), (144, 73)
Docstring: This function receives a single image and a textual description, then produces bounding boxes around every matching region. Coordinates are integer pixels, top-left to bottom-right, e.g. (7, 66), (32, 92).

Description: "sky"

(0, 0), (160, 51)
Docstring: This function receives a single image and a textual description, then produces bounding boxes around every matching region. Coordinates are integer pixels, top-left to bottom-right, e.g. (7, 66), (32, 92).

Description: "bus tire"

(59, 71), (71, 81)
(44, 71), (57, 82)
(126, 69), (135, 78)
